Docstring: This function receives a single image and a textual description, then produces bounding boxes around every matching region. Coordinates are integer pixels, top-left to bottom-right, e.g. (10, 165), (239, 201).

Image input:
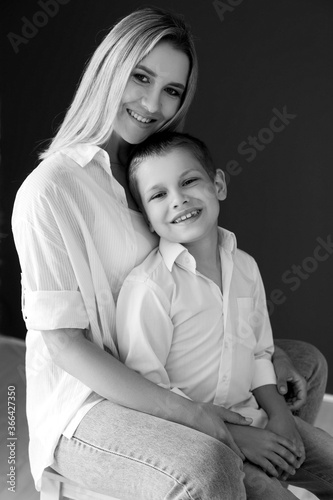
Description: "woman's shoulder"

(13, 152), (85, 223)
(16, 146), (95, 201)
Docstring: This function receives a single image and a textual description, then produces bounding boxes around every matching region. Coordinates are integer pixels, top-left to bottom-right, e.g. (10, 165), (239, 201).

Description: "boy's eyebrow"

(179, 168), (200, 177)
(135, 64), (186, 90)
(143, 168), (201, 196)
(144, 183), (164, 195)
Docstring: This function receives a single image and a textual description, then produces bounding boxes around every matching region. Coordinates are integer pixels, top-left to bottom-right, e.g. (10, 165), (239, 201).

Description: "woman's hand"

(266, 414), (305, 480)
(188, 403), (252, 459)
(227, 424), (300, 478)
(273, 345), (307, 412)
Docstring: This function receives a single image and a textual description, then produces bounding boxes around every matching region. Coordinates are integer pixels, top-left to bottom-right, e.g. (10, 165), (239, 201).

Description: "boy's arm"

(249, 260), (305, 477)
(253, 384), (305, 474)
(116, 276), (188, 398)
(249, 259), (277, 392)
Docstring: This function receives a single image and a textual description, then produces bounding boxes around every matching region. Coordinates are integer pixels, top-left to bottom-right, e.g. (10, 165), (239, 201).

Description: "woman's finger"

(218, 407), (252, 426)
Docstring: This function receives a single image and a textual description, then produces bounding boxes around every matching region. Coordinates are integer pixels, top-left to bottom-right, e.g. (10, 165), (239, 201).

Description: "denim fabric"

(53, 400), (246, 500)
(243, 416), (333, 499)
(274, 339), (328, 423)
(52, 340), (329, 499)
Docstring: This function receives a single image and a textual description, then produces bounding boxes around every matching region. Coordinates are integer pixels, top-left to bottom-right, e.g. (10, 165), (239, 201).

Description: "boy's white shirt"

(116, 227), (277, 428)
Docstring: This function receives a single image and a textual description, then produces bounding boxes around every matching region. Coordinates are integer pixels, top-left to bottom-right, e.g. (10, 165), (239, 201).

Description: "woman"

(12, 7), (327, 499)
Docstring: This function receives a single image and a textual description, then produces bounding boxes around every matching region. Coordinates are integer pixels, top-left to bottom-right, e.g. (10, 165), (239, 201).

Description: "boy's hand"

(273, 346), (307, 411)
(227, 424), (300, 478)
(266, 414), (305, 480)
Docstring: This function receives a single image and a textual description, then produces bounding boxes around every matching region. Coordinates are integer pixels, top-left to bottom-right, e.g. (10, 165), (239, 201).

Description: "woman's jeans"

(53, 340), (329, 499)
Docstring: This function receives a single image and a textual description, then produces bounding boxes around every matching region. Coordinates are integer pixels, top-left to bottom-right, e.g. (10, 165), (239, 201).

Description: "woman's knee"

(181, 438), (246, 500)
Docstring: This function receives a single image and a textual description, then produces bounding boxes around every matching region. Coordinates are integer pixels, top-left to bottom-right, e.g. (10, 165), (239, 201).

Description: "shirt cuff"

(23, 290), (89, 330)
(251, 359), (277, 391)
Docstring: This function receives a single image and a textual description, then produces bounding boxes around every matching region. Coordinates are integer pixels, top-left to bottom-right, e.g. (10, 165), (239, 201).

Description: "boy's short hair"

(128, 132), (217, 210)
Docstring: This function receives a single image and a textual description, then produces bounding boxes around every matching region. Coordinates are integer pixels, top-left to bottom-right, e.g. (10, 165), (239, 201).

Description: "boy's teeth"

(174, 210), (200, 223)
(128, 110), (152, 123)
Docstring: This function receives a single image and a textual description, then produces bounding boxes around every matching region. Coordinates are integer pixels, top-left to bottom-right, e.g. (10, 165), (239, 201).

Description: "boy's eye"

(133, 73), (149, 83)
(182, 178), (198, 186)
(150, 192), (166, 201)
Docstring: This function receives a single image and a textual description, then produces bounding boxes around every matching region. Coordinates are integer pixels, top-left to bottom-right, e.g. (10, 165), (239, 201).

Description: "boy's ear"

(214, 169), (227, 201)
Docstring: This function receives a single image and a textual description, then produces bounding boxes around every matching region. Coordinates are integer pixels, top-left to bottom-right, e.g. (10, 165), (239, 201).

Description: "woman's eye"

(165, 87), (181, 98)
(133, 73), (149, 83)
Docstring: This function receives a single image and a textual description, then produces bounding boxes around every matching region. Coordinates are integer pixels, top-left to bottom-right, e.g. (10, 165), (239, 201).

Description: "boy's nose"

(172, 192), (189, 209)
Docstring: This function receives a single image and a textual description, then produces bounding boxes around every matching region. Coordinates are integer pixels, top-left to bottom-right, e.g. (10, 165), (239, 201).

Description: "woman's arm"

(42, 328), (250, 458)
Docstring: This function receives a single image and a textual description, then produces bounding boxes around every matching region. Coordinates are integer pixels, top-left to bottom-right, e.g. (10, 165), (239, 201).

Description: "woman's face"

(114, 41), (190, 144)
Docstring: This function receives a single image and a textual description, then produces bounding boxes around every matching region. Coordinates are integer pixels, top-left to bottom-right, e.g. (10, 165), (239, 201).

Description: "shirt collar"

(218, 226), (237, 254)
(159, 227), (237, 273)
(60, 143), (111, 173)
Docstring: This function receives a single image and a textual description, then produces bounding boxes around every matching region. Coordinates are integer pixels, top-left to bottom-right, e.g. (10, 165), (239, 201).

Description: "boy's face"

(136, 148), (227, 244)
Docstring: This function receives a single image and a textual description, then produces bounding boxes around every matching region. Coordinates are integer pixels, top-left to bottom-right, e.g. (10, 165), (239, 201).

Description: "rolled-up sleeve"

(12, 184), (86, 331)
(23, 290), (88, 330)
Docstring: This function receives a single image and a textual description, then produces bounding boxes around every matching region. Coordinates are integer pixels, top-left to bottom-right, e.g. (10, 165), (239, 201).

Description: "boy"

(116, 132), (333, 498)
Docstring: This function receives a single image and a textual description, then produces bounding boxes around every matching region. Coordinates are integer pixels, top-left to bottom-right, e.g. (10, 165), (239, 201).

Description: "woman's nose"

(141, 88), (160, 114)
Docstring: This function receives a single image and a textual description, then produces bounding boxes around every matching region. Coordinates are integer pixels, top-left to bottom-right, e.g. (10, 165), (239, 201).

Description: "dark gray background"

(1, 0), (332, 391)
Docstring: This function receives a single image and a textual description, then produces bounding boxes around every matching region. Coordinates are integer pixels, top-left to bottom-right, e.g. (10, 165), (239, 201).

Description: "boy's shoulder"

(233, 246), (261, 282)
(234, 246), (256, 265)
(218, 227), (259, 278)
(218, 226), (257, 267)
(124, 246), (171, 286)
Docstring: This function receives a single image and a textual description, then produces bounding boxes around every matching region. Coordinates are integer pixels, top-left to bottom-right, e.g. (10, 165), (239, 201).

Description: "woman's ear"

(214, 169), (227, 201)
(148, 220), (155, 233)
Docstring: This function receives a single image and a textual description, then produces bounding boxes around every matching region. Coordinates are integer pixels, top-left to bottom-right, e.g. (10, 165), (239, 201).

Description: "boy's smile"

(137, 148), (226, 245)
(172, 208), (202, 224)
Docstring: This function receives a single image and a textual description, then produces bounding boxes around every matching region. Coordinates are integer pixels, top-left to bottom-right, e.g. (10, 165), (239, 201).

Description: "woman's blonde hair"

(40, 6), (198, 159)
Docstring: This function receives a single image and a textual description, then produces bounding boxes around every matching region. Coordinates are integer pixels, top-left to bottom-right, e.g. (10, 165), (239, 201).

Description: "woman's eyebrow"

(135, 64), (186, 90)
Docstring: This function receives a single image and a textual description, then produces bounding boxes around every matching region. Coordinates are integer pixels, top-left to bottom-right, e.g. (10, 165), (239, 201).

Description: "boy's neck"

(182, 228), (222, 292)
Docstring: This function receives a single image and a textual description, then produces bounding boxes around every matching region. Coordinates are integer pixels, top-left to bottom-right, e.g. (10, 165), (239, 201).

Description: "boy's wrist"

(253, 383), (291, 419)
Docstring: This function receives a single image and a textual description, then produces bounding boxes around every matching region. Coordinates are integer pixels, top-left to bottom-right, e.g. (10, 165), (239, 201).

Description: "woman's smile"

(126, 108), (157, 125)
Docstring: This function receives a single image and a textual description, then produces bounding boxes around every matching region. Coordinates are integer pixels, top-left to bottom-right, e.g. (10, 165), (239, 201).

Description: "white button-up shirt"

(116, 228), (277, 428)
(11, 144), (158, 490)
